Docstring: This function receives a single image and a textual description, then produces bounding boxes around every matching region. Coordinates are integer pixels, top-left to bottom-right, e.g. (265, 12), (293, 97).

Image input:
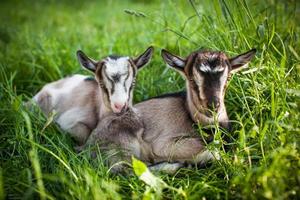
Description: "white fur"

(56, 107), (91, 130)
(194, 149), (220, 164)
(213, 66), (225, 72)
(149, 162), (184, 174)
(200, 64), (224, 73)
(105, 57), (130, 75)
(110, 81), (130, 106)
(200, 64), (211, 73)
(37, 75), (87, 107)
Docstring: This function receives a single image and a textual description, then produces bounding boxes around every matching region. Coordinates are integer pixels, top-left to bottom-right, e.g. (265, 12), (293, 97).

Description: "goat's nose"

(208, 97), (220, 111)
(113, 103), (126, 112)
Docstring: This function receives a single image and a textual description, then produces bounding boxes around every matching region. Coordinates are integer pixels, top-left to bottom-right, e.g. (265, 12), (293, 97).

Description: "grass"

(0, 0), (299, 199)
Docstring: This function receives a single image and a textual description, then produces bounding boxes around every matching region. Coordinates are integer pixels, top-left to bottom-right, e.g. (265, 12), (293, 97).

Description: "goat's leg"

(148, 162), (185, 174)
(106, 148), (132, 174)
(153, 136), (218, 165)
(69, 122), (91, 147)
(33, 91), (53, 115)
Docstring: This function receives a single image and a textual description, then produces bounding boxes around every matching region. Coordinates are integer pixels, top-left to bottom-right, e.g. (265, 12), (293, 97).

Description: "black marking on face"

(108, 55), (122, 60)
(201, 70), (221, 100)
(111, 74), (121, 82)
(207, 57), (221, 70)
(97, 65), (111, 99)
(129, 59), (137, 77)
(123, 70), (130, 93)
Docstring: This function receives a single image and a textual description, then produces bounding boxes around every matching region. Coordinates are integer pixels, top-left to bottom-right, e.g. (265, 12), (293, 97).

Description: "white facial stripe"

(111, 82), (128, 103)
(200, 64), (211, 72)
(213, 67), (225, 72)
(219, 67), (228, 98)
(199, 64), (224, 73)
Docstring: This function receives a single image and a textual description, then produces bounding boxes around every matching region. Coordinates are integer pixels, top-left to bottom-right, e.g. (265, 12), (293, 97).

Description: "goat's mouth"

(204, 110), (214, 117)
(194, 105), (218, 118)
(204, 108), (221, 117)
(114, 106), (129, 115)
(111, 102), (129, 114)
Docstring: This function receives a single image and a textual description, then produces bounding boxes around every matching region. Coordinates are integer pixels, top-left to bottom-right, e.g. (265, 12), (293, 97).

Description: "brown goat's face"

(76, 47), (154, 113)
(162, 48), (256, 116)
(187, 51), (230, 114)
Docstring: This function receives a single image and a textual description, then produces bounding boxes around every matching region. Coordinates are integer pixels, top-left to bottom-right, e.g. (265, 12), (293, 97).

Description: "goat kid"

(32, 47), (154, 145)
(134, 48), (256, 172)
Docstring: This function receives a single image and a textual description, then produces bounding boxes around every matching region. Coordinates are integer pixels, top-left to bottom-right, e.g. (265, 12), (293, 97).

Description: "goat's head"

(161, 48), (256, 126)
(77, 46), (154, 113)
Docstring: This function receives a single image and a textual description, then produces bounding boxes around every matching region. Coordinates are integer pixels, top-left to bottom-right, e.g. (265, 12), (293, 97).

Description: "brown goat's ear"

(161, 49), (185, 73)
(133, 46), (154, 69)
(77, 50), (97, 73)
(229, 49), (256, 73)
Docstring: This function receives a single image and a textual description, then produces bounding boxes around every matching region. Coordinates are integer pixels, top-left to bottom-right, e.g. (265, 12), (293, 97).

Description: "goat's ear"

(229, 49), (256, 73)
(133, 46), (154, 69)
(161, 49), (185, 73)
(77, 50), (97, 73)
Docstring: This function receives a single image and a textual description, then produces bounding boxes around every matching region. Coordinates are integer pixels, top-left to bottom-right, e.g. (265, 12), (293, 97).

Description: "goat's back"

(33, 74), (100, 130)
(134, 92), (196, 142)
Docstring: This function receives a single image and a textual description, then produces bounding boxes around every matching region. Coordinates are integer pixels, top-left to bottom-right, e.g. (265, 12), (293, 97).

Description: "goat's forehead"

(104, 56), (130, 75)
(196, 52), (227, 63)
(192, 52), (229, 72)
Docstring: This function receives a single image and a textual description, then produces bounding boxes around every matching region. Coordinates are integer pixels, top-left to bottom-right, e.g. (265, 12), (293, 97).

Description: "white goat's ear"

(77, 50), (97, 73)
(161, 49), (185, 72)
(229, 49), (256, 73)
(133, 46), (154, 69)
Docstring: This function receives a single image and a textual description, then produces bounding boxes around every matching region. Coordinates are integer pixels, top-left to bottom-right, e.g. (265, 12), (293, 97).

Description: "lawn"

(0, 0), (299, 199)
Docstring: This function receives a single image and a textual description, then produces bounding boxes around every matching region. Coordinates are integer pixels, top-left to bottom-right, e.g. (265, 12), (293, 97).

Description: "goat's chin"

(111, 107), (131, 116)
(193, 108), (229, 127)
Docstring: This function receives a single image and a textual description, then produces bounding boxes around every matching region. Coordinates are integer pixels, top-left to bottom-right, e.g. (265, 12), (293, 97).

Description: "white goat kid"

(32, 47), (154, 145)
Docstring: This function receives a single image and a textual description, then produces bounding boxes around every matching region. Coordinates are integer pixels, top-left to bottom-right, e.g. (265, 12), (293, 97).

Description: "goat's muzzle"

(207, 96), (220, 112)
(112, 102), (128, 114)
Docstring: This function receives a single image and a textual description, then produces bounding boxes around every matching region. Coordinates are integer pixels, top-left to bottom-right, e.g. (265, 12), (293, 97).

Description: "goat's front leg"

(153, 136), (218, 165)
(105, 147), (133, 174)
(75, 126), (100, 152)
(69, 122), (91, 146)
(148, 162), (185, 174)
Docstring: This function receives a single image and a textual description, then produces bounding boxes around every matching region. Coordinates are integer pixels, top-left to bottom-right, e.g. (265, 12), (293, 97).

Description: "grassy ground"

(0, 0), (299, 199)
